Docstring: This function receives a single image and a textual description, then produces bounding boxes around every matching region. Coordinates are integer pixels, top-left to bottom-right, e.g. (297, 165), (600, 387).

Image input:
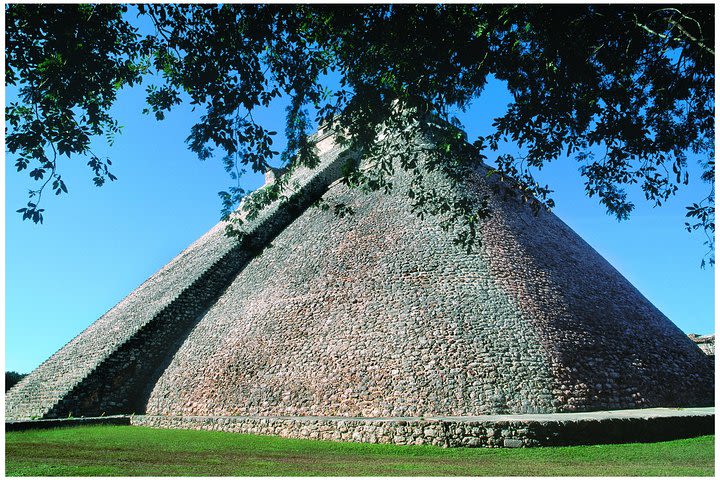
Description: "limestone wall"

(470, 169), (714, 412)
(131, 409), (714, 447)
(142, 129), (712, 418)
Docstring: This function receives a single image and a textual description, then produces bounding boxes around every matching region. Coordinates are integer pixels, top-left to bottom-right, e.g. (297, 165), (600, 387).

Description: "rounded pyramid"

(144, 165), (713, 417)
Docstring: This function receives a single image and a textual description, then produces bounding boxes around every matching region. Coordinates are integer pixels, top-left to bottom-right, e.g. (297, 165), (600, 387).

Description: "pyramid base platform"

(130, 408), (713, 447)
(7, 408), (713, 447)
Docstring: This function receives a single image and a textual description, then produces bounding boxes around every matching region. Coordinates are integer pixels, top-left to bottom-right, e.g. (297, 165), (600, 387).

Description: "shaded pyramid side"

(5, 218), (237, 420)
(143, 142), (713, 417)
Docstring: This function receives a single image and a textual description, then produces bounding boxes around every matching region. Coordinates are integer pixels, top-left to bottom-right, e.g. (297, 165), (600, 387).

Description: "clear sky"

(5, 27), (715, 374)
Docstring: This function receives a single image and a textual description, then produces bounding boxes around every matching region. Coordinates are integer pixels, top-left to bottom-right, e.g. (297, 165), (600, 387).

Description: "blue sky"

(5, 34), (715, 375)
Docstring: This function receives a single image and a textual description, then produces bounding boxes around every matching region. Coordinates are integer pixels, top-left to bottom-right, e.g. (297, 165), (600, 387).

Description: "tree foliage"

(5, 4), (714, 263)
(6, 371), (27, 392)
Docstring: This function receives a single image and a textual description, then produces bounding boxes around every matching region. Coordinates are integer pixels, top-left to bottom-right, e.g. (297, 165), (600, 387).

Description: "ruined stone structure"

(6, 119), (713, 446)
(689, 334), (715, 357)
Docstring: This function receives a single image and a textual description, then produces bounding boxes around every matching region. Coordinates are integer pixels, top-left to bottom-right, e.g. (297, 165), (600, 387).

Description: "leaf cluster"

(6, 4), (144, 222)
(5, 4), (714, 263)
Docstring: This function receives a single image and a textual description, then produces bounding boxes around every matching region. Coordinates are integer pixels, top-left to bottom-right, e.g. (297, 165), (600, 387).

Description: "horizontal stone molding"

(130, 407), (714, 448)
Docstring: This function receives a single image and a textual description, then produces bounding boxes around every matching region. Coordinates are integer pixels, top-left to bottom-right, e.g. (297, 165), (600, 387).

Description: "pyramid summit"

(6, 119), (713, 444)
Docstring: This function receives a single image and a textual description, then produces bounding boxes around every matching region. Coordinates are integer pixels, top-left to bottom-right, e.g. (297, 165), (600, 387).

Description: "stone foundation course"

(130, 407), (713, 448)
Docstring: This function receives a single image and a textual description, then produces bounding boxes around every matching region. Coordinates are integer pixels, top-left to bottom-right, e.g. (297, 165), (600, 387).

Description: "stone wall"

(131, 408), (714, 447)
(143, 126), (712, 418)
(468, 168), (714, 412)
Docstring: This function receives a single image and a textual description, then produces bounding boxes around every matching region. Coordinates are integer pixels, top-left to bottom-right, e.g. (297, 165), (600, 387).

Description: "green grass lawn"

(5, 426), (714, 476)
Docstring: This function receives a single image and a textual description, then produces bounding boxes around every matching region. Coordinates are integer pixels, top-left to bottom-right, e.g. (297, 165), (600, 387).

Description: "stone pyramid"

(6, 120), (713, 422)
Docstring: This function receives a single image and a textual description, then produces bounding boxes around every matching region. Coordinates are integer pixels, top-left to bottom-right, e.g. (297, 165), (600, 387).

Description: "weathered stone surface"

(129, 407), (714, 447)
(688, 333), (715, 356)
(7, 407), (713, 447)
(5, 120), (714, 435)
